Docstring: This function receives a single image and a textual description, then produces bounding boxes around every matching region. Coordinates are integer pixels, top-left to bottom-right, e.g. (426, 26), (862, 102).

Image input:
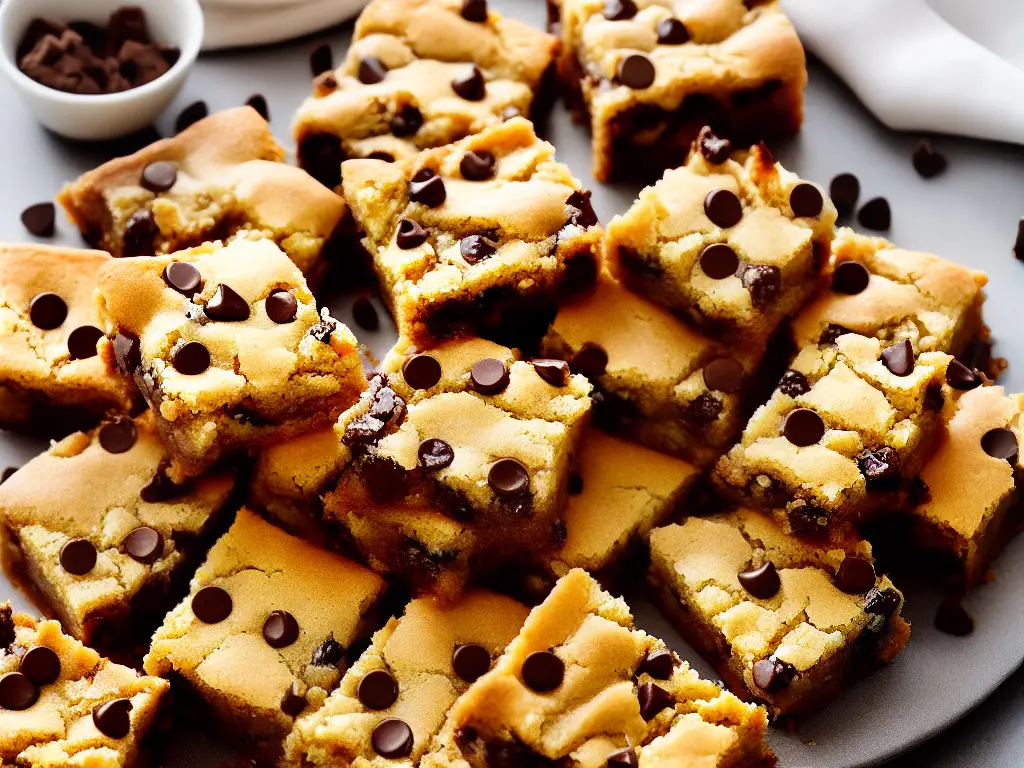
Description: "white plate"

(201, 0), (369, 50)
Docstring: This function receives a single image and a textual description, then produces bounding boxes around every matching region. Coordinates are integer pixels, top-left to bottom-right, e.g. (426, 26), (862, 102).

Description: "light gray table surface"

(2, 1), (1024, 766)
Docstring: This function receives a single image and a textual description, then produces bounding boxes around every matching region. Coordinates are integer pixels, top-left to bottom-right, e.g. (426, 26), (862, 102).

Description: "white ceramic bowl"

(0, 0), (203, 141)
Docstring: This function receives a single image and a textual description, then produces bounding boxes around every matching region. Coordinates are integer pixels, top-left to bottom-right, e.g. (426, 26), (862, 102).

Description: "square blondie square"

(648, 507), (910, 718)
(143, 508), (387, 760)
(421, 568), (773, 768)
(551, 0), (806, 181)
(541, 275), (764, 466)
(283, 590), (530, 767)
(0, 604), (169, 768)
(606, 135), (837, 345)
(0, 244), (134, 436)
(294, 0), (559, 189)
(0, 411), (234, 649)
(341, 117), (602, 348)
(58, 107), (347, 285)
(96, 238), (368, 482)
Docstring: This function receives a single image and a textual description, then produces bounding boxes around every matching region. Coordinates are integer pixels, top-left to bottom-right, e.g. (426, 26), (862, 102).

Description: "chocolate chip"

(205, 285), (250, 322)
(403, 353), (442, 390)
(834, 556), (876, 595)
(21, 202), (55, 237)
(99, 417), (137, 454)
(787, 503), (829, 537)
(20, 646), (60, 685)
(741, 264), (782, 308)
(419, 438), (455, 470)
(778, 370), (810, 398)
(533, 359), (570, 387)
(281, 681), (307, 716)
(91, 698), (133, 739)
(452, 66), (486, 101)
(819, 324), (853, 346)
(829, 173), (860, 217)
(460, 150), (496, 181)
(616, 54), (655, 90)
(880, 339), (914, 376)
(857, 197), (891, 231)
(604, 0), (638, 20)
(738, 562), (780, 599)
(926, 382), (945, 412)
(572, 342), (608, 378)
(396, 219), (430, 249)
(907, 476), (931, 506)
(310, 43), (333, 76)
(29, 293), (67, 330)
(607, 747), (639, 767)
(704, 189), (742, 228)
(461, 234), (498, 264)
(60, 538), (97, 575)
(521, 650), (563, 692)
(461, 0), (488, 22)
(935, 596), (973, 636)
(831, 261), (870, 295)
(471, 358), (510, 395)
(163, 262), (201, 295)
(352, 296), (379, 332)
(372, 718), (414, 758)
(452, 643), (491, 682)
(172, 341), (210, 375)
(638, 648), (677, 680)
(702, 358), (743, 394)
(699, 243), (738, 279)
(751, 658), (796, 691)
(566, 190), (599, 228)
(246, 94), (269, 121)
(357, 57), (387, 85)
(141, 161), (177, 193)
(657, 17), (689, 44)
(113, 331), (141, 374)
(67, 326), (104, 361)
(858, 447), (901, 492)
(945, 359), (980, 391)
(784, 408), (825, 447)
(0, 467), (17, 485)
(0, 672), (37, 710)
(1014, 217), (1024, 261)
(697, 126), (731, 164)
(123, 209), (159, 257)
(175, 101), (207, 134)
(864, 587), (901, 619)
(685, 392), (723, 427)
(192, 585), (232, 624)
(637, 682), (673, 721)
(912, 139), (946, 178)
(257, 611), (300, 651)
(312, 637), (345, 667)
(391, 105), (423, 137)
(568, 472), (584, 495)
(121, 526), (163, 565)
(790, 183), (823, 218)
(266, 290), (298, 324)
(409, 172), (447, 208)
(488, 458), (530, 497)
(982, 428), (1018, 464)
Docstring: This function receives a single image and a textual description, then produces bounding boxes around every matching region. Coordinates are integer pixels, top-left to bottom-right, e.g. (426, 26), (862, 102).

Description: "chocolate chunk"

(311, 637), (345, 667)
(262, 611), (300, 649)
(638, 648), (677, 680)
(122, 526), (163, 564)
(460, 150), (496, 181)
(699, 243), (738, 279)
(783, 408), (825, 447)
(935, 596), (973, 636)
(566, 190), (599, 228)
(829, 173), (860, 217)
(741, 264), (782, 308)
(857, 197), (891, 231)
(616, 54), (655, 90)
(403, 353), (442, 390)
(751, 658), (796, 691)
(418, 438), (455, 470)
(0, 672), (38, 711)
(113, 331), (141, 374)
(790, 183), (823, 218)
(372, 718), (414, 758)
(858, 447), (901, 492)
(174, 101), (207, 134)
(205, 285), (250, 322)
(786, 502), (828, 537)
(172, 341), (210, 375)
(697, 126), (732, 164)
(192, 585), (232, 624)
(461, 234), (498, 264)
(99, 417), (137, 454)
(266, 290), (298, 324)
(358, 57), (388, 84)
(488, 458), (530, 497)
(1014, 217), (1024, 261)
(452, 66), (486, 101)
(123, 209), (158, 257)
(29, 292), (67, 330)
(831, 261), (870, 295)
(865, 587), (902, 620)
(880, 339), (914, 376)
(572, 342), (608, 378)
(245, 94), (269, 121)
(703, 189), (743, 228)
(946, 360), (981, 391)
(20, 646), (61, 685)
(67, 326), (104, 361)
(471, 358), (510, 395)
(912, 139), (946, 178)
(685, 392), (723, 427)
(21, 202), (55, 237)
(281, 681), (307, 716)
(352, 296), (379, 331)
(637, 682), (673, 721)
(702, 358), (743, 394)
(982, 428), (1018, 464)
(533, 359), (570, 387)
(656, 17), (689, 44)
(409, 171), (447, 208)
(738, 562), (780, 599)
(452, 643), (491, 682)
(521, 650), (564, 692)
(396, 219), (430, 249)
(834, 556), (876, 595)
(607, 747), (639, 767)
(163, 262), (202, 295)
(60, 538), (97, 575)
(604, 0), (638, 20)
(310, 43), (333, 76)
(778, 370), (810, 398)
(141, 161), (177, 192)
(461, 0), (489, 22)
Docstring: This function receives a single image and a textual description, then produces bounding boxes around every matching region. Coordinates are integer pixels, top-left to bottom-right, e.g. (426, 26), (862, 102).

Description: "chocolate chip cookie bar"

(540, 275), (763, 466)
(551, 0), (806, 181)
(0, 244), (135, 436)
(1, 603), (169, 767)
(422, 568), (774, 768)
(0, 412), (234, 649)
(294, 0), (558, 189)
(341, 117), (602, 347)
(283, 590), (530, 767)
(143, 508), (387, 760)
(96, 238), (368, 481)
(648, 507), (910, 717)
(606, 136), (837, 345)
(58, 107), (346, 284)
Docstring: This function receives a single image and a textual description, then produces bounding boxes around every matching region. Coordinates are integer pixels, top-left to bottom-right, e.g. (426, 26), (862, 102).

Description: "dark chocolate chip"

(751, 658), (796, 691)
(568, 472), (584, 495)
(396, 219), (430, 249)
(452, 66), (486, 101)
(521, 650), (563, 692)
(461, 234), (498, 264)
(533, 359), (570, 387)
(363, 456), (409, 503)
(572, 342), (608, 378)
(857, 197), (891, 231)
(790, 183), (823, 218)
(912, 139), (946, 179)
(907, 476), (931, 506)
(1014, 217), (1024, 261)
(368, 150), (396, 162)
(391, 105), (423, 137)
(141, 161), (177, 192)
(67, 325), (104, 361)
(616, 54), (655, 90)
(113, 331), (141, 374)
(266, 290), (298, 324)
(21, 202), (55, 237)
(935, 596), (973, 636)
(163, 262), (202, 295)
(246, 94), (269, 121)
(310, 43), (333, 76)
(122, 526), (163, 564)
(702, 358), (743, 394)
(352, 296), (379, 331)
(0, 672), (37, 711)
(783, 408), (825, 447)
(656, 17), (689, 44)
(471, 358), (510, 395)
(20, 646), (61, 685)
(831, 261), (870, 295)
(858, 447), (901, 492)
(419, 438), (455, 470)
(880, 339), (914, 377)
(638, 648), (677, 680)
(60, 538), (97, 575)
(205, 285), (250, 322)
(982, 428), (1018, 464)
(358, 57), (388, 84)
(566, 190), (599, 228)
(372, 718), (414, 758)
(460, 150), (496, 181)
(263, 611), (300, 649)
(604, 0), (638, 20)
(488, 458), (530, 497)
(99, 417), (137, 454)
(175, 101), (208, 134)
(699, 243), (738, 279)
(29, 293), (67, 330)
(787, 503), (829, 537)
(123, 209), (159, 257)
(704, 189), (743, 228)
(312, 637), (345, 667)
(403, 353), (442, 390)
(637, 682), (673, 721)
(172, 341), (210, 375)
(864, 587), (901, 619)
(946, 359), (981, 391)
(778, 370), (810, 398)
(607, 747), (639, 767)
(819, 323), (853, 346)
(834, 556), (876, 595)
(697, 126), (731, 165)
(281, 681), (307, 716)
(452, 643), (491, 682)
(742, 264), (782, 308)
(409, 172), (447, 208)
(927, 383), (947, 413)
(192, 585), (232, 624)
(738, 562), (781, 599)
(685, 392), (723, 427)
(461, 0), (489, 22)
(829, 173), (860, 217)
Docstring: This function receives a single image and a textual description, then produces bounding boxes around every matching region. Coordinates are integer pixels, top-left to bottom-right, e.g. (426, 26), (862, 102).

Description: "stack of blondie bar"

(0, 0), (1018, 766)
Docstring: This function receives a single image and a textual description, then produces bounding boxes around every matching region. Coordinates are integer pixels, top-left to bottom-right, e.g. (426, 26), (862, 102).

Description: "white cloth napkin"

(781, 0), (1024, 145)
(200, 0), (369, 50)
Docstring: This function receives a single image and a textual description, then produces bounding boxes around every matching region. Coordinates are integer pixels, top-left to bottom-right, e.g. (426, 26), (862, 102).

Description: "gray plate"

(2, 2), (1024, 766)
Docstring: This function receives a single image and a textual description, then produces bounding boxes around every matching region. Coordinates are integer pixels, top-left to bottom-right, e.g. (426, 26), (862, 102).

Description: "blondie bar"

(96, 238), (367, 481)
(341, 117), (602, 347)
(422, 568), (774, 768)
(143, 508), (387, 760)
(648, 507), (910, 717)
(294, 0), (558, 189)
(0, 244), (134, 436)
(283, 590), (530, 767)
(0, 412), (234, 648)
(606, 136), (836, 344)
(1, 604), (168, 767)
(552, 0), (806, 181)
(58, 107), (346, 284)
